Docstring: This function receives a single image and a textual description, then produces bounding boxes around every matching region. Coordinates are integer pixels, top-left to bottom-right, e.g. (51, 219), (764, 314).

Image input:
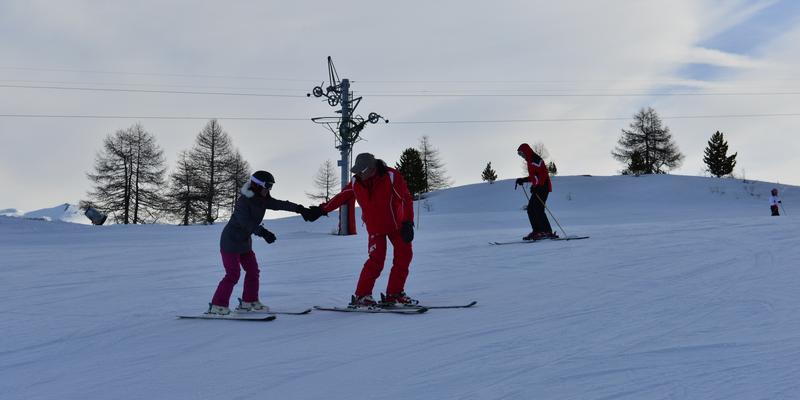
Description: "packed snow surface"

(2, 175), (798, 399)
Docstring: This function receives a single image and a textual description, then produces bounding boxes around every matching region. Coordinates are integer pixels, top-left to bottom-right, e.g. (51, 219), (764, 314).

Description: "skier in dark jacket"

(208, 170), (309, 315)
(515, 143), (555, 240)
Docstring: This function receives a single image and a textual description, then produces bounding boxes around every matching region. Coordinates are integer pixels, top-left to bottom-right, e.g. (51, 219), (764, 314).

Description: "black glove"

(515, 177), (527, 189)
(302, 205), (327, 222)
(255, 225), (276, 244)
(296, 204), (309, 216)
(400, 221), (414, 243)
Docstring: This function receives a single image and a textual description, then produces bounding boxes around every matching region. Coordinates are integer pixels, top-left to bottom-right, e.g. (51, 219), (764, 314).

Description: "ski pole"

(780, 202), (787, 216)
(535, 192), (569, 238)
(519, 183), (568, 237)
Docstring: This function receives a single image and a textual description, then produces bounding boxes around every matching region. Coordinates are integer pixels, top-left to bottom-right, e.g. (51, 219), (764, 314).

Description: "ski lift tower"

(308, 57), (387, 235)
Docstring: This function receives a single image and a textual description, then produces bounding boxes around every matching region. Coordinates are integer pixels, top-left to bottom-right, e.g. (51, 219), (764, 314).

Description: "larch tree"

(612, 107), (684, 174)
(306, 159), (338, 203)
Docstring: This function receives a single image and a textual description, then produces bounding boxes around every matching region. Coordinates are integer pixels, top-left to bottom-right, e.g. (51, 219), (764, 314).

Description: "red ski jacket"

(518, 143), (552, 192)
(322, 163), (414, 235)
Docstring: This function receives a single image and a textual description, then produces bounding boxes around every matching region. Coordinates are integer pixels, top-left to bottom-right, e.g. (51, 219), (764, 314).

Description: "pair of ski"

(177, 308), (312, 321)
(489, 235), (589, 245)
(178, 301), (478, 320)
(314, 301), (477, 315)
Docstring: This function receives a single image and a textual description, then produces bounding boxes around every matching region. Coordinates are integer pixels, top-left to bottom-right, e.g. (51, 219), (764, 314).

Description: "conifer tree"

(622, 150), (649, 176)
(547, 161), (558, 176)
(481, 162), (498, 184)
(223, 150), (251, 213)
(87, 124), (165, 224)
(306, 160), (338, 203)
(418, 136), (452, 192)
(165, 150), (205, 225)
(396, 148), (426, 197)
(190, 119), (236, 224)
(612, 107), (684, 174)
(703, 131), (737, 178)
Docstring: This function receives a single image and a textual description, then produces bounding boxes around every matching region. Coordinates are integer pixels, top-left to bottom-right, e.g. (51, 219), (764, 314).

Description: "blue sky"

(679, 0), (800, 81)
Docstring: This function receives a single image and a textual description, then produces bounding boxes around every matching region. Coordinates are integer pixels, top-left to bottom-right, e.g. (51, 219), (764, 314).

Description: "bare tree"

(190, 119), (236, 224)
(418, 135), (452, 193)
(223, 150), (251, 214)
(165, 150), (205, 225)
(306, 160), (337, 203)
(612, 107), (684, 174)
(86, 124), (165, 224)
(521, 141), (551, 175)
(531, 141), (550, 160)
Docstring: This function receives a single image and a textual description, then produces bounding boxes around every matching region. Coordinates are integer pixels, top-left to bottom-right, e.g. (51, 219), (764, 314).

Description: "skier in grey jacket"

(209, 170), (309, 315)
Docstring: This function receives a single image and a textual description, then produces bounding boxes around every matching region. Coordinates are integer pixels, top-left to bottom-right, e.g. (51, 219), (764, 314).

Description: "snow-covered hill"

(1, 203), (89, 224)
(2, 175), (798, 400)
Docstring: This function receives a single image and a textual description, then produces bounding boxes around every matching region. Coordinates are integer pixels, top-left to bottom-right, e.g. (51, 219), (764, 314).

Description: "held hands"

(401, 221), (414, 243)
(301, 205), (327, 222)
(255, 225), (276, 244)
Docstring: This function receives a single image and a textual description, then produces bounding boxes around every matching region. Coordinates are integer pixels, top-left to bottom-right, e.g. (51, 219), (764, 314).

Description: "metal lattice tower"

(308, 57), (387, 235)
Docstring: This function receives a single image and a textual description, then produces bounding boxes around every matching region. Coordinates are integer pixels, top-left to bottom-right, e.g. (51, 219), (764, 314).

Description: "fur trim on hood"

(240, 182), (255, 198)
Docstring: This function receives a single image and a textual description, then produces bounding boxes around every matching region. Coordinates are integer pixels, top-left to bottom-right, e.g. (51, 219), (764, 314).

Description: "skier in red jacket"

(515, 143), (555, 240)
(304, 153), (418, 308)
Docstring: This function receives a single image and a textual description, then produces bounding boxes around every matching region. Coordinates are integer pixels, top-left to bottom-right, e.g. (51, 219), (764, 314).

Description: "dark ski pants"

(356, 230), (413, 297)
(211, 250), (260, 307)
(527, 186), (553, 234)
(771, 205), (780, 216)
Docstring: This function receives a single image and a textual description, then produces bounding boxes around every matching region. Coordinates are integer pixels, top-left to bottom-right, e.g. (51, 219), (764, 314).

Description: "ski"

(236, 308), (313, 316)
(422, 301), (478, 309)
(313, 305), (428, 314)
(381, 301), (478, 310)
(233, 299), (312, 315)
(490, 235), (589, 245)
(177, 314), (277, 321)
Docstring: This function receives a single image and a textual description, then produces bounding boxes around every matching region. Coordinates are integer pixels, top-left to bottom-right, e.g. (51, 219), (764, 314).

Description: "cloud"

(685, 46), (771, 69)
(1, 1), (799, 212)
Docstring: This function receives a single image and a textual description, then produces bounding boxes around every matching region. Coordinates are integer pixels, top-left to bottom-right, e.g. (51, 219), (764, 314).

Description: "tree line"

(306, 135), (453, 202)
(88, 109), (740, 225)
(479, 107), (738, 184)
(611, 107), (736, 178)
(84, 119), (249, 225)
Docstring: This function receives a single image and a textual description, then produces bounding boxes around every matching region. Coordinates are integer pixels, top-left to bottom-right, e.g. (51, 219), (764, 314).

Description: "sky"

(2, 0), (800, 213)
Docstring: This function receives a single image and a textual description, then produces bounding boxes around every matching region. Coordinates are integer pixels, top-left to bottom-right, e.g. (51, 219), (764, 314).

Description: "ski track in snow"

(2, 175), (800, 399)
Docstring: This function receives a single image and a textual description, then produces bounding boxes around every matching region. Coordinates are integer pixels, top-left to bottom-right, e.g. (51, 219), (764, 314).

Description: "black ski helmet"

(771, 188), (779, 196)
(251, 170), (275, 187)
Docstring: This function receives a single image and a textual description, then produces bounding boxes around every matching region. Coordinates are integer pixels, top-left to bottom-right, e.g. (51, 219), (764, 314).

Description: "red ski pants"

(356, 230), (413, 296)
(211, 250), (260, 307)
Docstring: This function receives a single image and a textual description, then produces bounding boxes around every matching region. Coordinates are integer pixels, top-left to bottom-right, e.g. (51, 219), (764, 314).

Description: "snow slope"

(1, 203), (89, 224)
(1, 175), (798, 400)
